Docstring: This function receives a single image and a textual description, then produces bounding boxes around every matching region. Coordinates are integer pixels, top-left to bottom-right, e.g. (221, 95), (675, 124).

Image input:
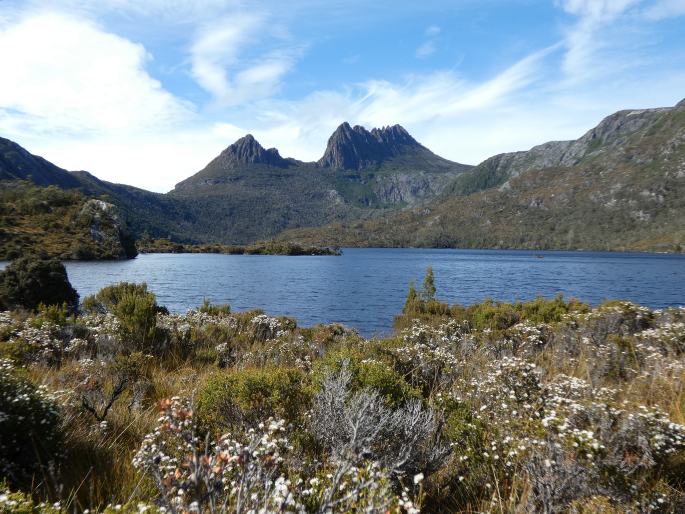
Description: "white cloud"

(425, 25), (441, 36)
(189, 13), (298, 106)
(416, 24), (441, 59)
(557, 0), (642, 79)
(0, 0), (684, 195)
(228, 47), (553, 163)
(0, 12), (192, 136)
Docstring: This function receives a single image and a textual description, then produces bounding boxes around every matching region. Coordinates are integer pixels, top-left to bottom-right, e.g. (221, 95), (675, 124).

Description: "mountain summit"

(209, 134), (289, 169)
(318, 123), (423, 169)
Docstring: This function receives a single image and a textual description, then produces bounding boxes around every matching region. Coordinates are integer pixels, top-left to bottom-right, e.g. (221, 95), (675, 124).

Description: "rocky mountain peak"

(318, 122), (424, 169)
(676, 97), (685, 110)
(214, 134), (288, 168)
(370, 124), (418, 146)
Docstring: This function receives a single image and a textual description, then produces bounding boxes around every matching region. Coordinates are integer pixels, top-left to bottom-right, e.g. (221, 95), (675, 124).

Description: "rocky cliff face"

(318, 123), (424, 169)
(450, 102), (683, 196)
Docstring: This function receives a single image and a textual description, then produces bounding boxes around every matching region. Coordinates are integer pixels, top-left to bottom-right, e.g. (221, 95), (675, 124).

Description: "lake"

(3, 249), (684, 336)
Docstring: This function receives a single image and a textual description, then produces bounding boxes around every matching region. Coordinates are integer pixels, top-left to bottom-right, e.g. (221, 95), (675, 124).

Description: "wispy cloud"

(557, 0), (641, 80)
(415, 24), (441, 59)
(0, 1), (683, 193)
(643, 0), (685, 19)
(189, 13), (300, 106)
(425, 25), (441, 36)
(415, 41), (436, 58)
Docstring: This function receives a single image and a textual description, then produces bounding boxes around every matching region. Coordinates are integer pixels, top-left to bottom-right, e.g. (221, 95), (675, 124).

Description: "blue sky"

(1, 0), (684, 192)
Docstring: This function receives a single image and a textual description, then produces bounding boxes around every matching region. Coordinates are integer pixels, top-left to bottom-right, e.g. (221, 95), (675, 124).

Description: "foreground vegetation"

(1, 263), (685, 512)
(136, 236), (341, 256)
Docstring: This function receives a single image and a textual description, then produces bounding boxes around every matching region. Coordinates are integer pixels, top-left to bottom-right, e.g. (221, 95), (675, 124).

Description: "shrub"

(311, 365), (449, 478)
(0, 256), (78, 312)
(398, 268), (450, 326)
(0, 486), (62, 513)
(316, 351), (421, 407)
(82, 283), (164, 350)
(198, 298), (230, 315)
(134, 397), (407, 514)
(0, 360), (62, 490)
(196, 367), (312, 434)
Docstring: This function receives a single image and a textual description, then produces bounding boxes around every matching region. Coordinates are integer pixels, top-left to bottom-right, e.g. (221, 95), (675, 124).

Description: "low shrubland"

(1, 270), (685, 512)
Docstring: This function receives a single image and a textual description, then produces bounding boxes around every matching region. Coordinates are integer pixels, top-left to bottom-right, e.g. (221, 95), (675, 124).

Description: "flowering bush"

(0, 285), (684, 513)
(133, 397), (413, 513)
(0, 359), (62, 489)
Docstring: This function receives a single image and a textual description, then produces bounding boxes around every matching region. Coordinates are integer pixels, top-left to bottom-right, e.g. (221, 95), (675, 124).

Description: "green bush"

(196, 367), (311, 435)
(0, 256), (78, 312)
(82, 283), (164, 349)
(198, 299), (231, 315)
(462, 298), (520, 331)
(0, 360), (62, 490)
(315, 350), (421, 407)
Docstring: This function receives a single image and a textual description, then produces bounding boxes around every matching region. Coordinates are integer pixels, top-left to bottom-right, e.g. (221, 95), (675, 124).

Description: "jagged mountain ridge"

(169, 122), (471, 243)
(175, 122), (469, 190)
(277, 98), (685, 252)
(1, 123), (471, 245)
(2, 99), (685, 252)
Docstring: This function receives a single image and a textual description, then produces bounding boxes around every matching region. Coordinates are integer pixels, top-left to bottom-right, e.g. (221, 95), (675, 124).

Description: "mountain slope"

(278, 99), (685, 252)
(0, 137), (82, 188)
(0, 180), (137, 260)
(169, 124), (470, 243)
(0, 124), (470, 246)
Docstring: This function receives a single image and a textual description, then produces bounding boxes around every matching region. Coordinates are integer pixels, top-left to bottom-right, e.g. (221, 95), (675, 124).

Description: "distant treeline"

(136, 236), (341, 256)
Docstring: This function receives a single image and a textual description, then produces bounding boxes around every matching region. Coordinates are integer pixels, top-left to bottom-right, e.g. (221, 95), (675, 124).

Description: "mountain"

(3, 99), (684, 253)
(278, 98), (685, 252)
(0, 137), (82, 188)
(0, 124), (471, 246)
(170, 124), (471, 243)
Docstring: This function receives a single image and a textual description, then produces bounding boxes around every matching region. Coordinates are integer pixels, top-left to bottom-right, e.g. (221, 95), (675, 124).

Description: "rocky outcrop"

(72, 199), (137, 259)
(372, 172), (454, 205)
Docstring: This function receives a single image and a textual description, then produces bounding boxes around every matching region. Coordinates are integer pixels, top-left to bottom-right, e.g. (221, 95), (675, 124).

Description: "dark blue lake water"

(4, 249), (685, 336)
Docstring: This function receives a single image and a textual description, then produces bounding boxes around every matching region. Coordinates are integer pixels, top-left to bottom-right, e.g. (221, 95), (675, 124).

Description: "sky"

(1, 0), (684, 192)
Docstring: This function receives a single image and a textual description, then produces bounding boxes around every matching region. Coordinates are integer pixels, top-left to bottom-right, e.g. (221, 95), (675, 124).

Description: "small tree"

(0, 255), (78, 311)
(421, 266), (436, 301)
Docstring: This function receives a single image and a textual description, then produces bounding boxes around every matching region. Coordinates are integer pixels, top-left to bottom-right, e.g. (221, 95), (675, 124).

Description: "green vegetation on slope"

(0, 181), (137, 260)
(279, 104), (685, 252)
(1, 269), (685, 512)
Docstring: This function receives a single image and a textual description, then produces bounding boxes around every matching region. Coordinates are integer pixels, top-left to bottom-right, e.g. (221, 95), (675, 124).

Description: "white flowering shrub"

(1, 294), (684, 513)
(250, 314), (287, 342)
(0, 359), (62, 489)
(133, 396), (413, 513)
(389, 320), (468, 392)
